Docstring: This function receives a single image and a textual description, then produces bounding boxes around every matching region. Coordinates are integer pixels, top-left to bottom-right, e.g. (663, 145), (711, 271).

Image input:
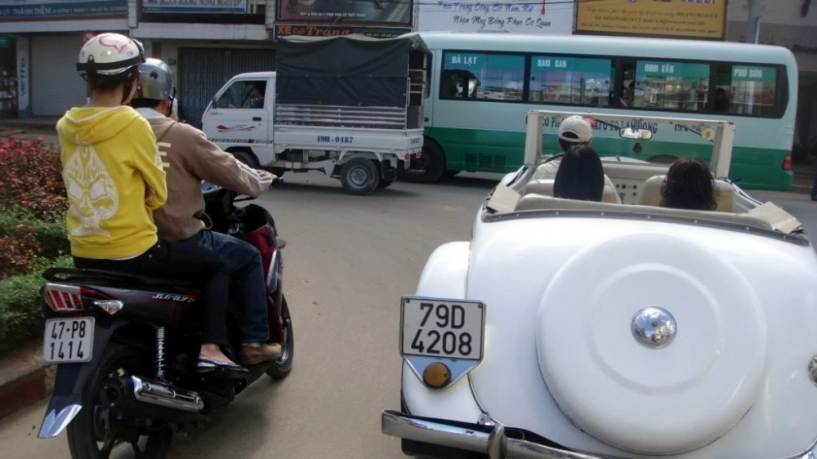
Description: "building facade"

(0, 0), (416, 126)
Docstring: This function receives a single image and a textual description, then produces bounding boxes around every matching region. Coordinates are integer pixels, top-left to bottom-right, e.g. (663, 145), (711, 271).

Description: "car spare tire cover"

(536, 231), (766, 455)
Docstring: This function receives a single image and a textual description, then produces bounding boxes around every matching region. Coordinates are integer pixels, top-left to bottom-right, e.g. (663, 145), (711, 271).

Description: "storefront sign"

(273, 24), (410, 39)
(16, 37), (29, 117)
(142, 0), (246, 14)
(80, 30), (95, 45)
(277, 0), (412, 25)
(418, 1), (573, 34)
(575, 0), (726, 39)
(0, 0), (126, 19)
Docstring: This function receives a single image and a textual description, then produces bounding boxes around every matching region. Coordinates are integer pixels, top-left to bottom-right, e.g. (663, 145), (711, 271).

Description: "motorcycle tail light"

(43, 283), (110, 312)
(43, 283), (82, 312)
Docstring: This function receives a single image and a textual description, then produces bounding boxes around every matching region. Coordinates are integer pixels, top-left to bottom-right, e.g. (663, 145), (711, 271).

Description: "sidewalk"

(0, 340), (53, 421)
(0, 117), (60, 147)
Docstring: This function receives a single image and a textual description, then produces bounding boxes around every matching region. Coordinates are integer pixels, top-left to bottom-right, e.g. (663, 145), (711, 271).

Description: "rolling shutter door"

(178, 47), (275, 128)
(31, 35), (87, 116)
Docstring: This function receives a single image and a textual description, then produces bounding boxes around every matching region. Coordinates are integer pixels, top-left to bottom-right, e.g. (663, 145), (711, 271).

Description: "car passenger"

(532, 115), (615, 190)
(659, 158), (718, 211)
(553, 145), (605, 202)
(59, 33), (243, 373)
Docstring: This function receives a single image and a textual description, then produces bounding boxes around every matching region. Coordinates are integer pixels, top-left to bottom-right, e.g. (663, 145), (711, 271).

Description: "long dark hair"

(660, 158), (718, 211)
(553, 145), (605, 202)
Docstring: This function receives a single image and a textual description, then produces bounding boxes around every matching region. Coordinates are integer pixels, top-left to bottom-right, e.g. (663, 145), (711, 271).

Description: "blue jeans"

(184, 230), (270, 344)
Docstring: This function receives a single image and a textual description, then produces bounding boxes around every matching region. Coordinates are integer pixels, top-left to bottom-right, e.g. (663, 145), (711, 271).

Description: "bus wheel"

(648, 155), (678, 165)
(399, 142), (445, 184)
(443, 169), (461, 178)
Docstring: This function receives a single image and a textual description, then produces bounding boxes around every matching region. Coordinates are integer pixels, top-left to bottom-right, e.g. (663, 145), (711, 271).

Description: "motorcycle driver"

(128, 58), (282, 366)
(58, 33), (244, 372)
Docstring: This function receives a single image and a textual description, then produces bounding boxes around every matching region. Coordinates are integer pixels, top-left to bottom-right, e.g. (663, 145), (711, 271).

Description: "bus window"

(715, 65), (778, 117)
(633, 60), (710, 112)
(529, 56), (613, 106)
(441, 52), (525, 101)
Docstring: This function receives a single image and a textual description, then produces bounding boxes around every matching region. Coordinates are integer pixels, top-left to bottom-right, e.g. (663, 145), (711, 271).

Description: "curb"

(0, 341), (54, 422)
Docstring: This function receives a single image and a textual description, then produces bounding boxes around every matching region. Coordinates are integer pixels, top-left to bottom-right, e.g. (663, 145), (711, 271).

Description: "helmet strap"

(120, 69), (138, 104)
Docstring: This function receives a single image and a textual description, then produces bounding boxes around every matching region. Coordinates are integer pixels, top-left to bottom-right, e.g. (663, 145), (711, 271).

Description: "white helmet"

(77, 33), (145, 77)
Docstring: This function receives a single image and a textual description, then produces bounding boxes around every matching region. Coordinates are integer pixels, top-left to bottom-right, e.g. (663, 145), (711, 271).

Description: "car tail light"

(783, 154), (792, 171)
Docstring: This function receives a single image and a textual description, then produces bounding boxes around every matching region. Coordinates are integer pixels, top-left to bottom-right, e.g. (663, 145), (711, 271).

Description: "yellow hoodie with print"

(57, 105), (168, 259)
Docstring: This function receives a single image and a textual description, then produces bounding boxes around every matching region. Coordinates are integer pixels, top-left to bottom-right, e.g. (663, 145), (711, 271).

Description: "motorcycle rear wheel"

(67, 343), (173, 459)
(266, 295), (294, 379)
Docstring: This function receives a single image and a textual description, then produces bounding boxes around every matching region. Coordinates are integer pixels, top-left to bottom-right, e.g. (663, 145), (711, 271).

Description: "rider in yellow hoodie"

(58, 103), (167, 259)
(58, 32), (246, 373)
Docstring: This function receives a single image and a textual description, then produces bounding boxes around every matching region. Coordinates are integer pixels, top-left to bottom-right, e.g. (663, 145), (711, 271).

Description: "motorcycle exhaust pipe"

(131, 376), (204, 413)
(102, 375), (205, 424)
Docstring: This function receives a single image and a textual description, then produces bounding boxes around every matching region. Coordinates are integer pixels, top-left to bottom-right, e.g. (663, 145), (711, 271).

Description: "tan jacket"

(136, 108), (273, 241)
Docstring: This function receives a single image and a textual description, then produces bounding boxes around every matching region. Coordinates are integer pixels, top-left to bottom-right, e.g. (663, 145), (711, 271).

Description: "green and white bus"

(402, 32), (798, 190)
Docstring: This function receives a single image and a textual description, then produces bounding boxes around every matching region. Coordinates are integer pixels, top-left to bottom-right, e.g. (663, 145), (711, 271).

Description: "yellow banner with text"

(575, 0), (726, 40)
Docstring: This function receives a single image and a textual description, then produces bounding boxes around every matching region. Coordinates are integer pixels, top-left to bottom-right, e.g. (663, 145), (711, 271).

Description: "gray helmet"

(134, 57), (175, 101)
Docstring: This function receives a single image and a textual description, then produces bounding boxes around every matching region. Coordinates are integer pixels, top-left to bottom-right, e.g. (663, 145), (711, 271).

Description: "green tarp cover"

(275, 34), (427, 78)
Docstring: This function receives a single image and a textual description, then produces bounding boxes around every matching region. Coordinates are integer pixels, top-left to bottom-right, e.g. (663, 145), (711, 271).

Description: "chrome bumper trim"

(383, 410), (817, 459)
(382, 410), (605, 459)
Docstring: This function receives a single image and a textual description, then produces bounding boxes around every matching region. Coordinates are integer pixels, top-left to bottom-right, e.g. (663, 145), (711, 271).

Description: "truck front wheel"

(230, 149), (259, 168)
(340, 158), (380, 195)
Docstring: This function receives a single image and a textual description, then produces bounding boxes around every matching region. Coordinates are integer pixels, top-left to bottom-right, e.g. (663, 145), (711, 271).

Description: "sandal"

(197, 354), (248, 373)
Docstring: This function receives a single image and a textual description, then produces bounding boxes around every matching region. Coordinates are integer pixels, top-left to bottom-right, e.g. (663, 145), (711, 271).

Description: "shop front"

(0, 36), (17, 119)
(29, 34), (91, 116)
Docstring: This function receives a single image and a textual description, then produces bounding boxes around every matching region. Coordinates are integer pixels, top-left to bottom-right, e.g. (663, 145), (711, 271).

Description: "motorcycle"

(36, 180), (293, 458)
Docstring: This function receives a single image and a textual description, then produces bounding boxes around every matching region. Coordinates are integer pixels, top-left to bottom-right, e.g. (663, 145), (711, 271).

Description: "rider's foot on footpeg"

(238, 343), (282, 366)
(197, 354), (249, 373)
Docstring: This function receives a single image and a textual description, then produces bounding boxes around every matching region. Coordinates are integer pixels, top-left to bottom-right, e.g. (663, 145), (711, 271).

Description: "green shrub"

(0, 210), (69, 260)
(0, 256), (73, 353)
(0, 136), (67, 222)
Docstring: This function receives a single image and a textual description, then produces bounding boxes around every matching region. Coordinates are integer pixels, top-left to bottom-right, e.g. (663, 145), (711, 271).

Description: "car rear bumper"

(382, 410), (606, 459)
(381, 410), (817, 459)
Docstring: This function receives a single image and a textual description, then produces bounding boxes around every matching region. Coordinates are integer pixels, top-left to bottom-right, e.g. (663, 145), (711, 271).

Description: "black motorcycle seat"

(43, 267), (202, 289)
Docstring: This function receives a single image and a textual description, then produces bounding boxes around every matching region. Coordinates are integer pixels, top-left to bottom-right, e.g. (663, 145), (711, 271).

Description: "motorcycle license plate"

(42, 317), (94, 364)
(400, 297), (485, 361)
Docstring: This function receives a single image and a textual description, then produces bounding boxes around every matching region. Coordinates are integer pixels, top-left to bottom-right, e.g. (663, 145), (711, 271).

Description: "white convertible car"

(382, 111), (817, 459)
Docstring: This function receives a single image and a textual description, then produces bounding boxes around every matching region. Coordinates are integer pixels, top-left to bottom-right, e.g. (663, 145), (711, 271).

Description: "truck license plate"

(42, 317), (94, 364)
(400, 297), (484, 361)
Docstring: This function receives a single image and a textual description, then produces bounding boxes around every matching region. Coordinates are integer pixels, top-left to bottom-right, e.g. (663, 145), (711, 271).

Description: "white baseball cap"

(558, 115), (593, 143)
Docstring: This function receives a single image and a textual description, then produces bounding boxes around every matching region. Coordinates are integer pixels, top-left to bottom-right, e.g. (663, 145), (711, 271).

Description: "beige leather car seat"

(524, 179), (621, 204)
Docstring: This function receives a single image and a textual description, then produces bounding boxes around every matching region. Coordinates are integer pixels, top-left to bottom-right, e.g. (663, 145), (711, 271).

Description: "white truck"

(201, 34), (429, 195)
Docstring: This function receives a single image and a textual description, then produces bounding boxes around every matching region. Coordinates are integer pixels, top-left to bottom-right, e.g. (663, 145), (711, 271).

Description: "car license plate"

(400, 297), (485, 361)
(42, 317), (94, 364)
